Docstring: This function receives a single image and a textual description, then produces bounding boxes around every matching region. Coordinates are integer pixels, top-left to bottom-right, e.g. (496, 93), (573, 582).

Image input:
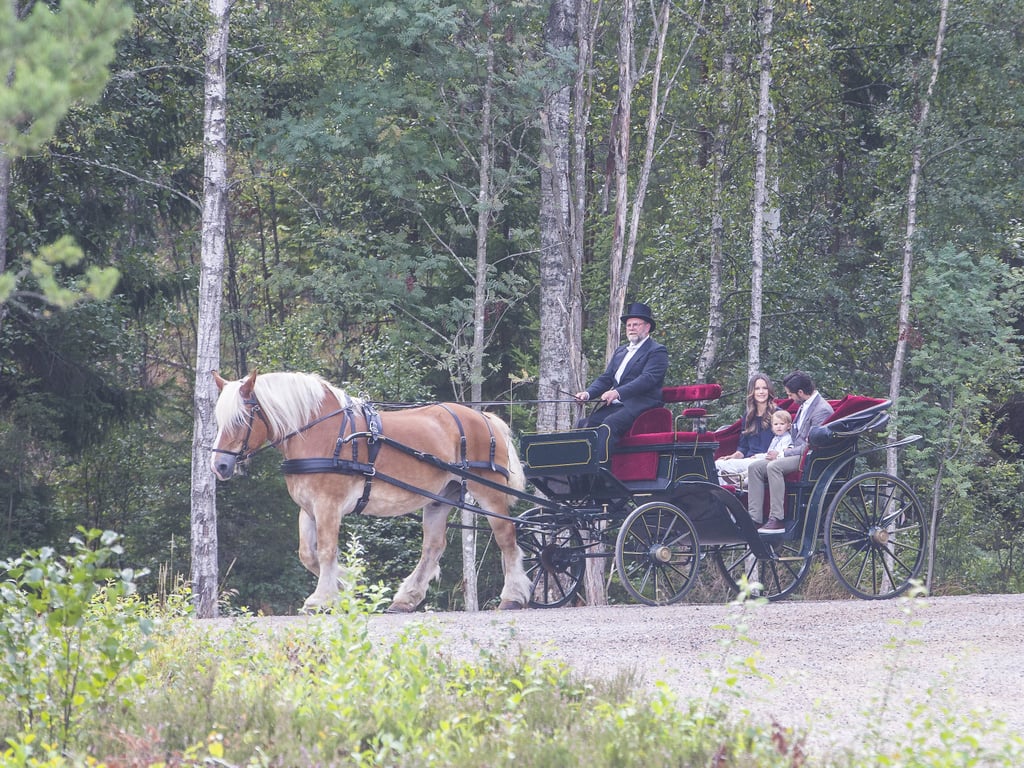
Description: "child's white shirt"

(751, 432), (792, 459)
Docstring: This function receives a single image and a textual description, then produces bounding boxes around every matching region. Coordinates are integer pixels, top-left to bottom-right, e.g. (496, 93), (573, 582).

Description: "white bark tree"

(886, 0), (950, 589)
(588, 0), (690, 604)
(746, 0), (774, 375)
(460, 1), (501, 612)
(603, 0), (690, 359)
(190, 0), (230, 619)
(695, 2), (733, 383)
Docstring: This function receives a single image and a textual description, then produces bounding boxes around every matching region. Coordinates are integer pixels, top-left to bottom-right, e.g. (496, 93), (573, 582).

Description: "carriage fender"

(658, 480), (749, 525)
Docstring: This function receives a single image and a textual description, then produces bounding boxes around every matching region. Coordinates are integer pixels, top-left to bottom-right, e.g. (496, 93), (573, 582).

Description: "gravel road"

(349, 593), (1023, 758)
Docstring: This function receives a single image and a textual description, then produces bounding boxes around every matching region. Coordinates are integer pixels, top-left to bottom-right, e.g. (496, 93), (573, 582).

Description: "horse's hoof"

(385, 602), (415, 614)
(498, 599), (526, 610)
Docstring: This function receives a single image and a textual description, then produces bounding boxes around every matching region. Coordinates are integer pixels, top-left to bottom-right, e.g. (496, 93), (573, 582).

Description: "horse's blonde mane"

(218, 371), (357, 439)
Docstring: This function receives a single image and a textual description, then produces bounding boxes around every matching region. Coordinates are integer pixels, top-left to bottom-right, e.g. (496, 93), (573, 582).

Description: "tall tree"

(745, 0), (774, 375)
(695, 0), (733, 384)
(887, 0), (950, 478)
(537, 0), (579, 433)
(191, 0), (231, 619)
(460, 1), (502, 611)
(603, 0), (689, 359)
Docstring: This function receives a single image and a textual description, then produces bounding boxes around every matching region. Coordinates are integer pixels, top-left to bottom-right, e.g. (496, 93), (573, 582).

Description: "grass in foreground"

(0, 532), (1020, 767)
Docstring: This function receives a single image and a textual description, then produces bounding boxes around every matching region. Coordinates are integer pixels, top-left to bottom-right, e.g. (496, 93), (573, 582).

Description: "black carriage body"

(520, 425), (719, 502)
(516, 391), (927, 608)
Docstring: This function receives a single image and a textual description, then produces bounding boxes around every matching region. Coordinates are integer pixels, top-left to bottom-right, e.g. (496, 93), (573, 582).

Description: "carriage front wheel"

(824, 472), (927, 599)
(517, 507), (586, 608)
(614, 501), (700, 606)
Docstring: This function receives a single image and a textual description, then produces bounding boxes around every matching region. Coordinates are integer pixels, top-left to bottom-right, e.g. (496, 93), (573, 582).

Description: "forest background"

(1, 0), (1022, 615)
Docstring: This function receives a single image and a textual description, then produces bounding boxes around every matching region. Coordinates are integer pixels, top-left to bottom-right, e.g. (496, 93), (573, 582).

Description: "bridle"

(210, 392), (273, 463)
(210, 391), (351, 463)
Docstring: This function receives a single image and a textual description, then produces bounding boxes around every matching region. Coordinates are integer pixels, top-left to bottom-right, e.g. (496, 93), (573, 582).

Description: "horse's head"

(210, 370), (268, 480)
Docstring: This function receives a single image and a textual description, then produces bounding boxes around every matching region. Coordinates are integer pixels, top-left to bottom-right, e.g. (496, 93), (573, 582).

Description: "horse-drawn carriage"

(516, 384), (926, 607)
(210, 371), (926, 612)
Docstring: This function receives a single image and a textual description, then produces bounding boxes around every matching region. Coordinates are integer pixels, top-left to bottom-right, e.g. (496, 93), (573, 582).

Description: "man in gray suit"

(747, 370), (833, 533)
(574, 302), (669, 444)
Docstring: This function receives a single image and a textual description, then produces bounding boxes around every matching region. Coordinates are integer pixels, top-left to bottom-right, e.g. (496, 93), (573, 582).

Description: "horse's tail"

(483, 412), (525, 493)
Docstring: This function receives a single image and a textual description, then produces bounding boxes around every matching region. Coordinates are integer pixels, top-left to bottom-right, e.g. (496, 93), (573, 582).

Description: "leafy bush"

(0, 528), (153, 757)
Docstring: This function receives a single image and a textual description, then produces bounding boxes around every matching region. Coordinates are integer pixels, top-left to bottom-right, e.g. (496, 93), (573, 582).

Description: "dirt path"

(347, 593), (1023, 757)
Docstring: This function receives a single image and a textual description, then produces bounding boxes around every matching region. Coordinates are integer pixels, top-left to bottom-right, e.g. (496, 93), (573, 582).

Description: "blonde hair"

(772, 409), (793, 427)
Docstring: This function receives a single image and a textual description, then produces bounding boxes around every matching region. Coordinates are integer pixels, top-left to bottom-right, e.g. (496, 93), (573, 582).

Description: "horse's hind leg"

(388, 499), (451, 613)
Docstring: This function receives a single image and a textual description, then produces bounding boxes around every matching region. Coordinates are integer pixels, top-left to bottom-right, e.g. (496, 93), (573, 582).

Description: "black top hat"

(620, 301), (656, 331)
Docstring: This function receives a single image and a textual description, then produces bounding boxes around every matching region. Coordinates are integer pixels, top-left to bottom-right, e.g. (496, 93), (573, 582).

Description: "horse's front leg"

(302, 505), (344, 611)
(388, 500), (450, 613)
(297, 508), (319, 576)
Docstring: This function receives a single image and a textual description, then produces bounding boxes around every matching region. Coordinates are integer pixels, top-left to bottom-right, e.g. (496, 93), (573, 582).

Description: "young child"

(717, 409), (793, 486)
(750, 409), (793, 459)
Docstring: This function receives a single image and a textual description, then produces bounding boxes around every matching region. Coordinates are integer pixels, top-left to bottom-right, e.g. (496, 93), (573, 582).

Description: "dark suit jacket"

(586, 338), (669, 418)
(783, 392), (834, 456)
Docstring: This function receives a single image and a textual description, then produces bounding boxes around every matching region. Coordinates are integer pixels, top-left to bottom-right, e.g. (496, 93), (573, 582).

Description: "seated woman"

(715, 372), (777, 486)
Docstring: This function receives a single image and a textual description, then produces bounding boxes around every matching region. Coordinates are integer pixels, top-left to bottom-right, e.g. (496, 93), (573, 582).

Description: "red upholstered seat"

(610, 385), (724, 482)
(662, 383), (722, 403)
(611, 409), (667, 481)
(710, 419), (742, 460)
(628, 407), (672, 435)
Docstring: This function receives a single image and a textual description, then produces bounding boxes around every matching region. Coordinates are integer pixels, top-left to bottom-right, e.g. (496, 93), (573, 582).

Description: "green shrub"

(0, 528), (153, 757)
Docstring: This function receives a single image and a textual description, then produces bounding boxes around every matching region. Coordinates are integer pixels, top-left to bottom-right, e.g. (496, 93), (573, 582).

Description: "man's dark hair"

(783, 370), (814, 395)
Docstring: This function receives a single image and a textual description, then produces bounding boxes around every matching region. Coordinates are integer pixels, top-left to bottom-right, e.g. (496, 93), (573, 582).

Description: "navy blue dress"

(736, 417), (773, 457)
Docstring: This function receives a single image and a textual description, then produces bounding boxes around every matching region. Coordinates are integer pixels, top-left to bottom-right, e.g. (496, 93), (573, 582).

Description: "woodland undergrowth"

(0, 532), (1020, 767)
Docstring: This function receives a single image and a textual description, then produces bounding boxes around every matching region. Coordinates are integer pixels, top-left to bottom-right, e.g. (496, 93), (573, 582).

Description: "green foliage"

(0, 529), (153, 752)
(899, 246), (1024, 588)
(1, 560), (1020, 766)
(0, 0), (133, 155)
(0, 235), (119, 312)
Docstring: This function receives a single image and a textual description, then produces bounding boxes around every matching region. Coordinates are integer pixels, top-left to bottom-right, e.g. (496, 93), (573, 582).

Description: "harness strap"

(434, 404), (470, 505)
(327, 403), (383, 516)
(280, 405), (512, 516)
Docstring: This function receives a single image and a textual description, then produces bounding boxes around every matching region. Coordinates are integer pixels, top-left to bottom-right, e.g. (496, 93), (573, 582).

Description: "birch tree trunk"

(0, 152), (9, 331)
(604, 0), (682, 360)
(463, 4), (499, 611)
(696, 3), (735, 383)
(747, 0), (774, 375)
(537, 0), (577, 433)
(190, 0), (230, 619)
(587, 0), (681, 605)
(888, 0), (950, 485)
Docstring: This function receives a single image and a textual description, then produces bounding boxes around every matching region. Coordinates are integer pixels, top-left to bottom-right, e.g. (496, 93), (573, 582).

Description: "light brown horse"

(210, 370), (531, 612)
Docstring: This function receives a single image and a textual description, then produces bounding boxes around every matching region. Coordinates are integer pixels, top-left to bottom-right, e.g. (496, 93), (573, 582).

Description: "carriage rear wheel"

(712, 538), (812, 601)
(517, 507), (585, 608)
(614, 501), (699, 606)
(824, 472), (926, 599)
